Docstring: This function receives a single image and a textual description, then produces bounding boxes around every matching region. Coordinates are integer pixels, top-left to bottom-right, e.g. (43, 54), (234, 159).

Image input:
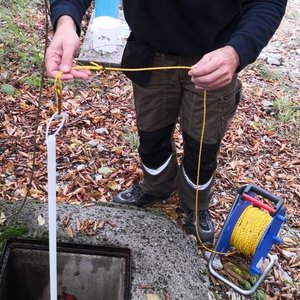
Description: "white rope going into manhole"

(45, 112), (67, 300)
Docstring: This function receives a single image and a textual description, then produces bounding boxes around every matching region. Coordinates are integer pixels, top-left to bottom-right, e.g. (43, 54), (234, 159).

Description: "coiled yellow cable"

(231, 205), (272, 256)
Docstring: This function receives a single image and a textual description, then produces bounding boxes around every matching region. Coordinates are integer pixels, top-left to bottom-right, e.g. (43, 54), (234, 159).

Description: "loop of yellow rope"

(53, 63), (191, 114)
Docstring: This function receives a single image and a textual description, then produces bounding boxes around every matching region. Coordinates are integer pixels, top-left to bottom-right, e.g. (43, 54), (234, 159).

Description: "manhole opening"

(0, 238), (131, 300)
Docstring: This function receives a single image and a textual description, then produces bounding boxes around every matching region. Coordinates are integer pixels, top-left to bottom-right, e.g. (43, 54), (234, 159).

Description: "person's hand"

(45, 15), (92, 80)
(188, 45), (240, 90)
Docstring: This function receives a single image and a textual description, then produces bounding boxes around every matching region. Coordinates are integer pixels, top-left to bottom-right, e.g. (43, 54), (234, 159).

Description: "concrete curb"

(1, 200), (210, 300)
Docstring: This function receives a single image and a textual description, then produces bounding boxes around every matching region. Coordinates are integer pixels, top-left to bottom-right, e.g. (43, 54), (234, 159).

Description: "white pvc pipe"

(46, 134), (57, 300)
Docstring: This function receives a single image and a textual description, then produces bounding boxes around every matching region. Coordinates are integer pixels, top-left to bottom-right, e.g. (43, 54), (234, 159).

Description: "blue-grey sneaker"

(184, 208), (215, 245)
(112, 184), (170, 207)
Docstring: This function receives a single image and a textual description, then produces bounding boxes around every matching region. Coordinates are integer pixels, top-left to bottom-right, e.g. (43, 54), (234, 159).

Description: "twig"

(4, 0), (50, 220)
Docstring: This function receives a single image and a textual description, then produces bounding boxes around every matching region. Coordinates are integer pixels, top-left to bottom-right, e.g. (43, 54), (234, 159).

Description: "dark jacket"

(50, 0), (287, 71)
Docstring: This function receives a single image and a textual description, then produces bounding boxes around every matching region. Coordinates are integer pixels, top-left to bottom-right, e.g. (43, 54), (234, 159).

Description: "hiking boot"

(184, 208), (215, 245)
(112, 184), (170, 207)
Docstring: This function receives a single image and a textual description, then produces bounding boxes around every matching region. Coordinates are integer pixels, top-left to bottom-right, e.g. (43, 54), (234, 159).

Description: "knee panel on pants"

(183, 131), (220, 185)
(138, 124), (175, 169)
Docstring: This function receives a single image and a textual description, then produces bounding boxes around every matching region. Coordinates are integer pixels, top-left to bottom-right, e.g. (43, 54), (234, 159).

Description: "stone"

(86, 140), (98, 147)
(267, 57), (281, 66)
(282, 250), (296, 260)
(278, 265), (293, 285)
(0, 200), (210, 300)
(95, 127), (109, 135)
(96, 144), (106, 152)
(270, 254), (279, 263)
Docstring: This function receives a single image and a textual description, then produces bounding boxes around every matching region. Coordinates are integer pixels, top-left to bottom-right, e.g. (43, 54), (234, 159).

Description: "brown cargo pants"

(133, 52), (242, 210)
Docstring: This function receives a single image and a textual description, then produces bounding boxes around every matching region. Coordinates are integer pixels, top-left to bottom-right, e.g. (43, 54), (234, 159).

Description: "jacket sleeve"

(49, 0), (92, 35)
(227, 0), (287, 71)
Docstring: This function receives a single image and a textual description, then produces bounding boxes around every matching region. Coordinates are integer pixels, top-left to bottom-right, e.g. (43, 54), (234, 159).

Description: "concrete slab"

(78, 9), (129, 67)
(0, 201), (210, 300)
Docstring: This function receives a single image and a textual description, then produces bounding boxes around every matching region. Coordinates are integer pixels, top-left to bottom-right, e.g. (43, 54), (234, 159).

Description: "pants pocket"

(218, 78), (242, 140)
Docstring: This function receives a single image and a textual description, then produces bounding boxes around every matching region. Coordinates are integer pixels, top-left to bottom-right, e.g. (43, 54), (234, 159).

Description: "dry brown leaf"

(66, 226), (73, 238)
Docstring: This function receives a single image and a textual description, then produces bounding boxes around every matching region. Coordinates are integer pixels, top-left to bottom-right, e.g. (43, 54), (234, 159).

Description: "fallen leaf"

(146, 294), (161, 300)
(106, 181), (120, 191)
(1, 83), (15, 95)
(66, 226), (73, 238)
(98, 166), (113, 176)
(63, 214), (72, 227)
(37, 214), (45, 226)
(0, 212), (6, 225)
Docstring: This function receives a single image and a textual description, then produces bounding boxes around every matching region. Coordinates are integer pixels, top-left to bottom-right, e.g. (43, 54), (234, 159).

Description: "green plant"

(264, 95), (300, 144)
(122, 128), (139, 149)
(36, 231), (49, 241)
(26, 73), (42, 87)
(18, 49), (44, 68)
(273, 96), (300, 124)
(0, 0), (43, 59)
(1, 84), (16, 95)
(255, 63), (281, 81)
(0, 225), (29, 250)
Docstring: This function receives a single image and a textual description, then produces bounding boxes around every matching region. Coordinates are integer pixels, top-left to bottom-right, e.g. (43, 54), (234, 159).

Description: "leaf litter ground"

(0, 1), (299, 299)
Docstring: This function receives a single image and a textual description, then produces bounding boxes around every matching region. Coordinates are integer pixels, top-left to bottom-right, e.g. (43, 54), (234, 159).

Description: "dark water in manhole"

(0, 239), (131, 300)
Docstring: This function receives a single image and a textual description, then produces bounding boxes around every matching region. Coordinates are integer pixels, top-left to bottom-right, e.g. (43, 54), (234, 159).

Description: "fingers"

(45, 24), (92, 80)
(45, 46), (62, 79)
(69, 68), (92, 80)
(188, 46), (240, 90)
(190, 65), (233, 90)
(60, 41), (77, 74)
(59, 40), (92, 80)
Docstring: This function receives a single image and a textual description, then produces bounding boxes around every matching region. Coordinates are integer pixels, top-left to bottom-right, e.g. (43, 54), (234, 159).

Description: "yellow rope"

(73, 63), (192, 72)
(53, 63), (272, 257)
(231, 205), (272, 256)
(192, 91), (233, 255)
(54, 63), (191, 114)
(193, 90), (272, 257)
(194, 90), (208, 246)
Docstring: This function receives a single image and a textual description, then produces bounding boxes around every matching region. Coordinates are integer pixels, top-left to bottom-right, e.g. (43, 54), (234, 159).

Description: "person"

(46, 0), (287, 244)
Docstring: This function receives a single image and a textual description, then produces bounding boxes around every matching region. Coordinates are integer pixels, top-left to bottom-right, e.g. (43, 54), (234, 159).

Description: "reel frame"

(208, 184), (286, 296)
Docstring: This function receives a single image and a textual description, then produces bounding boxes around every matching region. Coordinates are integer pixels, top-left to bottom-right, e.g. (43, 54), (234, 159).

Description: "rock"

(213, 256), (223, 270)
(97, 144), (106, 152)
(278, 265), (293, 285)
(86, 140), (98, 147)
(204, 251), (211, 261)
(95, 174), (102, 181)
(226, 290), (244, 300)
(282, 250), (296, 260)
(267, 57), (281, 66)
(205, 253), (223, 270)
(76, 164), (85, 171)
(95, 127), (109, 135)
(258, 51), (283, 66)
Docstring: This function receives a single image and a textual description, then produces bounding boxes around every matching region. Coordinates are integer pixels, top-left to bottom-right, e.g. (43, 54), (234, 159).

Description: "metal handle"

(208, 253), (275, 296)
(242, 184), (284, 215)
